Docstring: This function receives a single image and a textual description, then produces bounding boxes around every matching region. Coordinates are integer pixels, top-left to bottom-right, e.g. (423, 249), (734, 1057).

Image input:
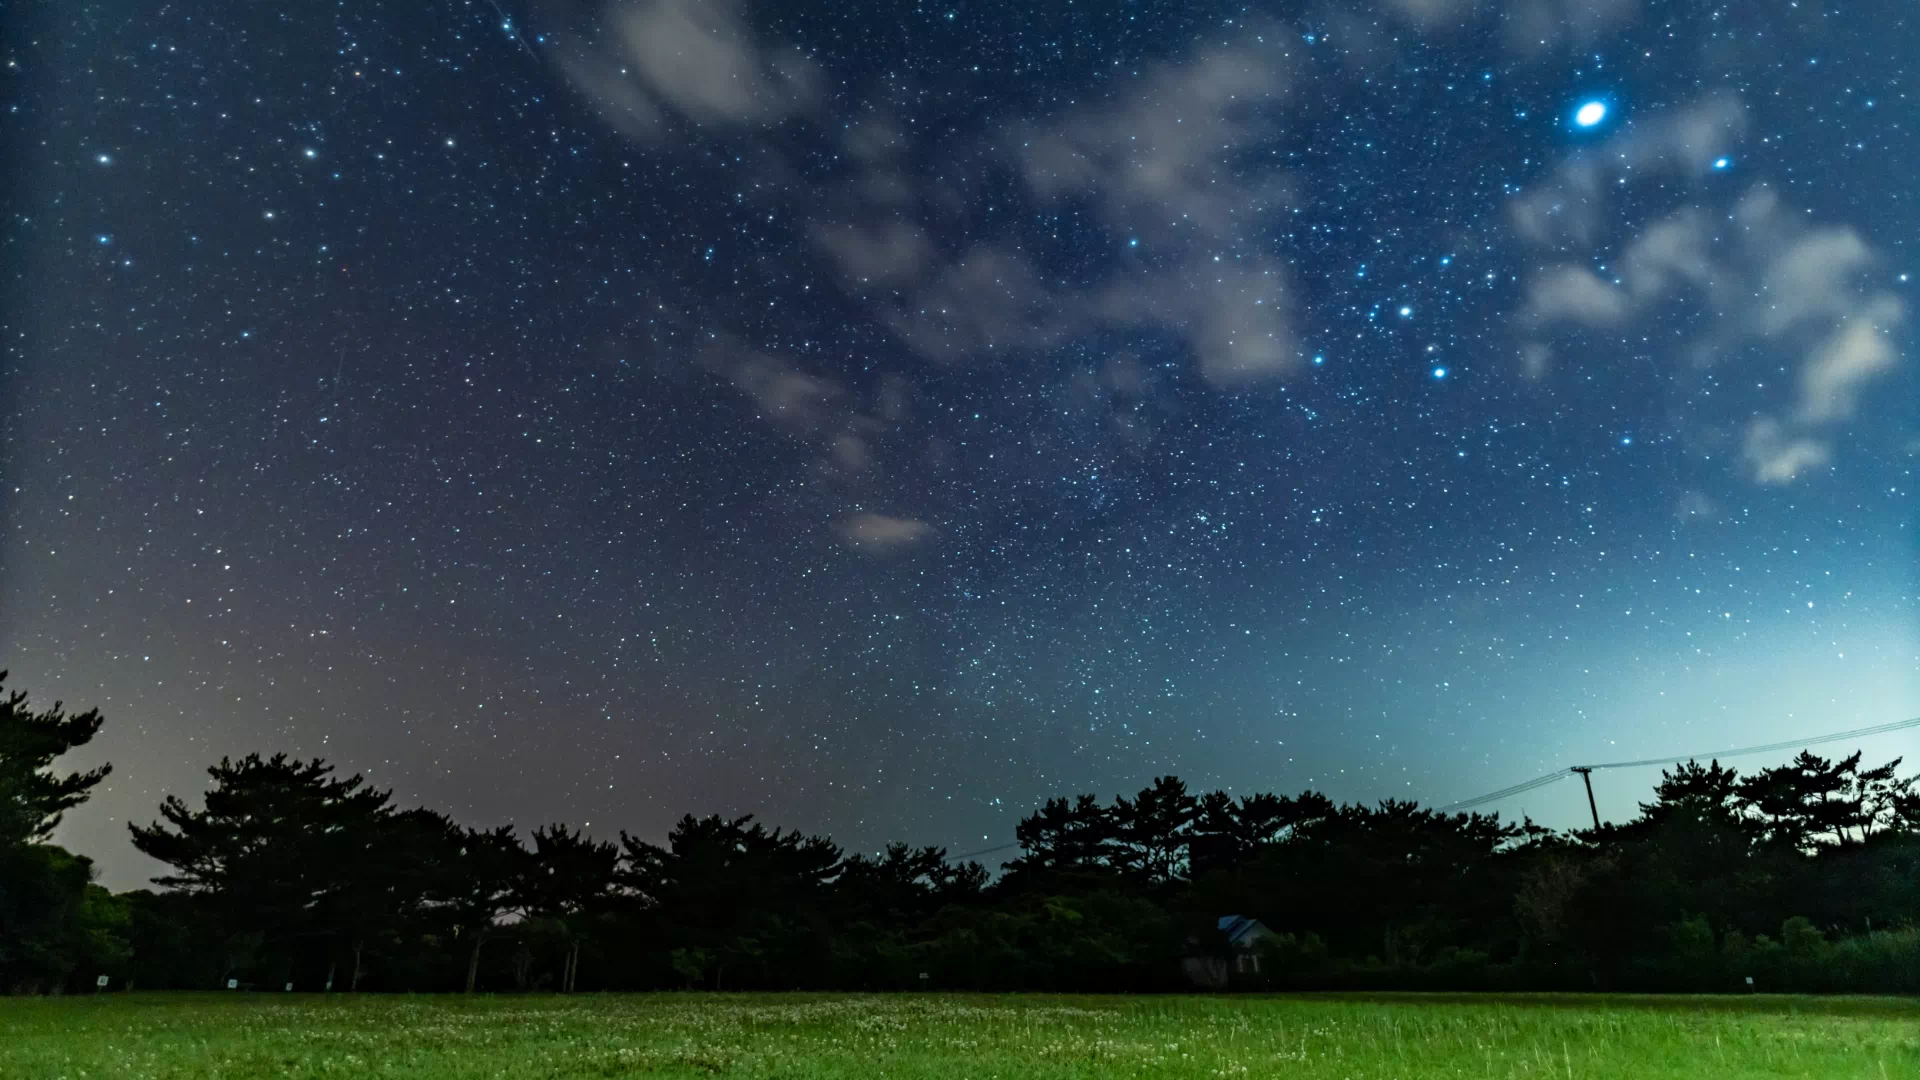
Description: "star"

(12, 0), (1913, 897)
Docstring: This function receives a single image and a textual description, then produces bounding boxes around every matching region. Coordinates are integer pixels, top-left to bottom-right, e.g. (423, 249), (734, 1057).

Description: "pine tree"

(0, 673), (111, 848)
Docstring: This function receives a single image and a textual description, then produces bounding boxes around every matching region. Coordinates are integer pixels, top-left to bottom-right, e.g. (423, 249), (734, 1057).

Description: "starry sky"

(5, 0), (1916, 889)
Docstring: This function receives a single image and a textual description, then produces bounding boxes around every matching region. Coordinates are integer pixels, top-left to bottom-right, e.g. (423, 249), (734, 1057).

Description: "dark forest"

(5, 676), (1917, 997)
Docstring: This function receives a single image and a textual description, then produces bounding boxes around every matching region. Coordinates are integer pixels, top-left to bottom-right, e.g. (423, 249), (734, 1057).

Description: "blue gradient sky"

(5, 0), (1914, 888)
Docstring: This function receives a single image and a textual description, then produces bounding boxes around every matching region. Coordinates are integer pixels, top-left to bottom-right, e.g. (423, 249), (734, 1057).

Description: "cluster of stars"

(5, 0), (1914, 884)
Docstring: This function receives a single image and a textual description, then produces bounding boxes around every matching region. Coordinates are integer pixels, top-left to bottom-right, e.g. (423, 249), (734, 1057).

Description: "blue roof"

(1217, 914), (1266, 943)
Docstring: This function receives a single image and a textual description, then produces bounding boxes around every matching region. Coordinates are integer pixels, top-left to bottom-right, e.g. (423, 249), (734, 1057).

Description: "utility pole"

(1571, 766), (1600, 831)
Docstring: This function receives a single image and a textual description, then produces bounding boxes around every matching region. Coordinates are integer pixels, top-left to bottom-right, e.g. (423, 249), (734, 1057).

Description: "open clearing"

(1, 992), (1913, 1079)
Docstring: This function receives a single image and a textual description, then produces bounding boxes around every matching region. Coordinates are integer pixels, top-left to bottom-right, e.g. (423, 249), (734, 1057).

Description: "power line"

(1435, 716), (1920, 815)
(1578, 716), (1920, 772)
(945, 840), (1021, 863)
(1432, 769), (1573, 813)
(949, 716), (1920, 859)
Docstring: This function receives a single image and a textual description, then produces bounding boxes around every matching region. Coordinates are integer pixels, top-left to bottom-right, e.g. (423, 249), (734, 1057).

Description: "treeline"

(3, 674), (1918, 994)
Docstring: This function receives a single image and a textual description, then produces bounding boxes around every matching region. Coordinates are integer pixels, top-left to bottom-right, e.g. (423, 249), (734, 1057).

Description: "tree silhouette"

(519, 824), (619, 992)
(129, 754), (394, 984)
(439, 823), (529, 993)
(68, 742), (1920, 994)
(324, 807), (457, 990)
(1739, 751), (1873, 851)
(0, 677), (124, 993)
(1005, 794), (1118, 886)
(1189, 790), (1335, 878)
(1111, 776), (1199, 885)
(0, 672), (111, 847)
(622, 814), (842, 989)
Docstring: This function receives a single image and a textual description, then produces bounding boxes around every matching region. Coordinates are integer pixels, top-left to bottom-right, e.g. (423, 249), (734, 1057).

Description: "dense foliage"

(2, 674), (1916, 994)
(0, 674), (124, 994)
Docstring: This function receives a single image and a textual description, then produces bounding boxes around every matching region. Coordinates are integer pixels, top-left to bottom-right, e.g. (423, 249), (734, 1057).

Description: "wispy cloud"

(1752, 222), (1877, 337)
(1799, 308), (1901, 425)
(716, 343), (845, 438)
(553, 0), (818, 139)
(1620, 210), (1715, 300)
(1504, 93), (1903, 486)
(556, 3), (1901, 518)
(1523, 265), (1631, 328)
(1510, 94), (1745, 250)
(810, 28), (1305, 388)
(1743, 419), (1831, 485)
(838, 513), (934, 551)
(1018, 30), (1302, 387)
(1017, 38), (1293, 239)
(1733, 191), (1905, 482)
(872, 248), (1071, 364)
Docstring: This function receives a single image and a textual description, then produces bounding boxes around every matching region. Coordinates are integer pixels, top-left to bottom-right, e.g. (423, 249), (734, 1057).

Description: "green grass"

(2, 992), (1914, 1079)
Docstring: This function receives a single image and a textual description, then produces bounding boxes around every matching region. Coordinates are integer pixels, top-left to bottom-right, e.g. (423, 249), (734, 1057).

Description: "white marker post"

(96, 975), (109, 990)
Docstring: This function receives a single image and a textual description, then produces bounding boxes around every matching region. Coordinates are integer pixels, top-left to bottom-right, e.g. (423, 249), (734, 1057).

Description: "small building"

(1183, 914), (1275, 989)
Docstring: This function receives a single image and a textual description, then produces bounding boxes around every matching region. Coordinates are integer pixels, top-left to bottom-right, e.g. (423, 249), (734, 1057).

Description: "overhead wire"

(944, 840), (1022, 863)
(1576, 716), (1920, 772)
(1431, 769), (1573, 813)
(1436, 716), (1920, 814)
(944, 716), (1920, 861)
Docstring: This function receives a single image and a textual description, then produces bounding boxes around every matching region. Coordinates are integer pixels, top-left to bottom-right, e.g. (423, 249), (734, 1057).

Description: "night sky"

(6, 0), (1916, 890)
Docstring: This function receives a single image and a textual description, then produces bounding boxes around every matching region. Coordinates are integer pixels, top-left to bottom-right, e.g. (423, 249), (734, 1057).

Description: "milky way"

(4, 0), (1915, 886)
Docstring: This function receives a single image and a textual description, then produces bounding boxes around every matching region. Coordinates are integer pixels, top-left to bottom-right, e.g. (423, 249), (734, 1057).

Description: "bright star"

(303, 148), (317, 159)
(1399, 305), (1413, 318)
(1713, 157), (1731, 170)
(1431, 366), (1448, 380)
(96, 153), (112, 165)
(1574, 100), (1608, 127)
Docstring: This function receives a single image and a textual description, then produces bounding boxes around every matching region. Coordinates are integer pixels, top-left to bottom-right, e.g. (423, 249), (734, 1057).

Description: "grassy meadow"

(0, 992), (1913, 1079)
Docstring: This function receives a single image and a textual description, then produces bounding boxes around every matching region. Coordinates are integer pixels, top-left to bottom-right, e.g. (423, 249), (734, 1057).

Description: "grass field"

(1, 992), (1914, 1079)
